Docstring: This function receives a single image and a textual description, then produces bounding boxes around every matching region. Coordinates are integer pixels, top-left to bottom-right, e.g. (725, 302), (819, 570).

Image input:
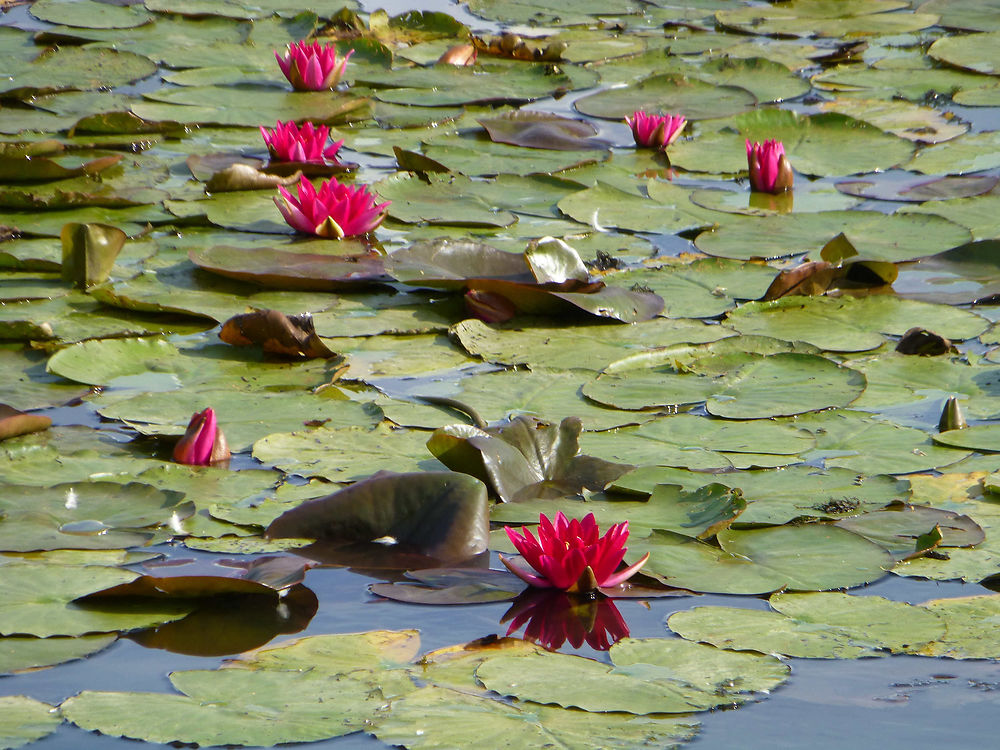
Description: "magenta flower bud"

(464, 289), (516, 324)
(274, 176), (390, 239)
(501, 512), (649, 593)
(173, 408), (230, 466)
(275, 41), (354, 91)
(259, 120), (343, 164)
(746, 138), (794, 194)
(625, 111), (687, 149)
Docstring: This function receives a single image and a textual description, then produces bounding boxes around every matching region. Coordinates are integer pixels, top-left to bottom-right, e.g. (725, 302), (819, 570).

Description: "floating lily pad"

(725, 296), (988, 352)
(375, 173), (517, 227)
(629, 524), (893, 595)
(1, 47), (157, 97)
(189, 245), (387, 291)
(916, 594), (1000, 658)
(30, 0), (152, 28)
(819, 98), (968, 144)
(716, 0), (937, 37)
(0, 634), (116, 675)
(0, 563), (192, 637)
(835, 502), (984, 556)
(421, 134), (610, 176)
(905, 130), (1000, 175)
(901, 194), (1000, 242)
(0, 696), (60, 750)
(811, 60), (991, 102)
(668, 591), (945, 658)
(934, 424), (1000, 452)
(837, 175), (998, 203)
(557, 181), (718, 235)
(578, 413), (813, 471)
(928, 31), (1000, 75)
(575, 73), (756, 121)
(669, 110), (914, 178)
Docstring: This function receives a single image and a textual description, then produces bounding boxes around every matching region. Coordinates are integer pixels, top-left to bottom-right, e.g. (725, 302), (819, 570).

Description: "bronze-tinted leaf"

(369, 568), (525, 604)
(895, 327), (955, 355)
(205, 164), (302, 193)
(762, 260), (837, 300)
(0, 403), (52, 441)
(266, 471), (490, 562)
(186, 153), (263, 182)
(190, 245), (388, 291)
(219, 309), (336, 359)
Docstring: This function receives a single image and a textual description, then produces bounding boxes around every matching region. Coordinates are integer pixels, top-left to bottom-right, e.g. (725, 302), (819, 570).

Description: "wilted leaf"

(205, 164), (301, 192)
(0, 404), (51, 441)
(478, 111), (612, 151)
(60, 222), (126, 289)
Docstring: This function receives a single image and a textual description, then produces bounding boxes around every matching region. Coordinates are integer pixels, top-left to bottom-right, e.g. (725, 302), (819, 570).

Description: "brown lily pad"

(189, 245), (388, 291)
(0, 403), (52, 441)
(219, 309), (336, 358)
(478, 111), (612, 151)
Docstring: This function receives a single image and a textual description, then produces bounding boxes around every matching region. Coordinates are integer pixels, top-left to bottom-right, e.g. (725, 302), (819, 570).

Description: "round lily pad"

(575, 73), (756, 121)
(0, 696), (60, 750)
(928, 31), (1000, 75)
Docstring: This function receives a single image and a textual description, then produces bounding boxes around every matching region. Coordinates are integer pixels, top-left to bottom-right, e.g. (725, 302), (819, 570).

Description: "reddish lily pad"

(369, 568), (526, 605)
(0, 404), (51, 441)
(189, 245), (388, 290)
(218, 309), (335, 359)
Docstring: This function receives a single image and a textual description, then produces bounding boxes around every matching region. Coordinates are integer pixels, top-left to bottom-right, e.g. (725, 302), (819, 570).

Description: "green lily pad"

(451, 317), (731, 372)
(716, 0), (937, 37)
(578, 413), (814, 471)
(375, 173), (517, 227)
(30, 0), (152, 28)
(464, 0), (642, 25)
(421, 134), (610, 176)
(0, 562), (192, 637)
(668, 591), (945, 658)
(253, 423), (445, 481)
(696, 210), (969, 262)
(575, 73), (756, 121)
(835, 502), (984, 556)
(557, 181), (718, 234)
(95, 388), (380, 452)
(0, 696), (60, 750)
(586, 352), (865, 418)
(668, 110), (914, 177)
(811, 60), (992, 102)
(916, 594), (1000, 658)
(819, 98), (967, 144)
(906, 130), (1000, 175)
(371, 686), (701, 749)
(901, 196), (1000, 243)
(928, 31), (1000, 75)
(629, 524), (893, 594)
(1, 47), (157, 97)
(61, 667), (414, 747)
(935, 424), (1000, 452)
(228, 629), (421, 672)
(0, 634), (116, 674)
(475, 643), (782, 714)
(725, 296), (988, 352)
(796, 410), (972, 474)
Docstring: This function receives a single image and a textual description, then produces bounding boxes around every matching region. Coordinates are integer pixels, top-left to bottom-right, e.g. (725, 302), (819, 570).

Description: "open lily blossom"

(501, 512), (649, 593)
(260, 120), (343, 164)
(173, 407), (230, 466)
(746, 138), (794, 193)
(275, 176), (390, 239)
(626, 111), (687, 149)
(276, 40), (354, 91)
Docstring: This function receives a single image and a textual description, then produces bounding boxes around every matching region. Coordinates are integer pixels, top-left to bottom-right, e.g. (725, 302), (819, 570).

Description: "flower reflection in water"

(500, 589), (629, 652)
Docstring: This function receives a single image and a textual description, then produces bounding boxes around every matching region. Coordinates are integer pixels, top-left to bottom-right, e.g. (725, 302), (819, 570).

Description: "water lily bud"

(173, 408), (230, 466)
(465, 289), (516, 324)
(938, 396), (967, 432)
(437, 44), (477, 66)
(746, 139), (794, 194)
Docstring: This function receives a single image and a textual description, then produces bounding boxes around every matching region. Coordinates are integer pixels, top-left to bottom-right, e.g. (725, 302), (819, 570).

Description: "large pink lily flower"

(626, 111), (687, 150)
(274, 176), (390, 239)
(276, 41), (354, 91)
(173, 408), (230, 466)
(746, 138), (794, 193)
(260, 120), (343, 164)
(501, 512), (649, 593)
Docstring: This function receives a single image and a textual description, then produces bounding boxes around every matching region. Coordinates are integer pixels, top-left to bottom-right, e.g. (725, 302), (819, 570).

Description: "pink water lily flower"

(276, 40), (354, 91)
(260, 120), (343, 164)
(275, 176), (390, 239)
(173, 408), (230, 466)
(501, 512), (649, 593)
(626, 111), (687, 149)
(746, 138), (794, 193)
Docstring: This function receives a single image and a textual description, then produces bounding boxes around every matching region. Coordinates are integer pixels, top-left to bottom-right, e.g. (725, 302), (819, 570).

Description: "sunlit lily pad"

(372, 685), (701, 749)
(928, 31), (1000, 75)
(905, 130), (1000, 175)
(629, 524), (893, 594)
(668, 110), (914, 177)
(0, 696), (60, 750)
(30, 0), (152, 27)
(716, 0), (937, 37)
(725, 296), (988, 352)
(901, 195), (1000, 242)
(575, 73), (756, 121)
(421, 134), (610, 176)
(375, 173), (517, 227)
(668, 592), (945, 658)
(189, 244), (387, 290)
(557, 181), (718, 235)
(1, 47), (157, 97)
(915, 594), (1000, 658)
(819, 98), (967, 144)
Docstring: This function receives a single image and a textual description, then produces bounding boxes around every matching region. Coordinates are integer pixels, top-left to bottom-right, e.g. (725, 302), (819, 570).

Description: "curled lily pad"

(60, 222), (126, 289)
(428, 415), (634, 503)
(834, 502), (984, 558)
(0, 404), (51, 441)
(267, 471), (489, 562)
(219, 309), (335, 358)
(836, 175), (999, 202)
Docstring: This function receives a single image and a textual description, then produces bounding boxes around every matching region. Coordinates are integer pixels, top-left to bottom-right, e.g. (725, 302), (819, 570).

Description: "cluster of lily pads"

(3, 0), (1000, 748)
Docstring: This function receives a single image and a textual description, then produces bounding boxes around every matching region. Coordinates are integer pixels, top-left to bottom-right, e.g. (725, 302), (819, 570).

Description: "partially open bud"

(465, 289), (516, 324)
(938, 396), (967, 433)
(173, 408), (230, 466)
(438, 44), (477, 66)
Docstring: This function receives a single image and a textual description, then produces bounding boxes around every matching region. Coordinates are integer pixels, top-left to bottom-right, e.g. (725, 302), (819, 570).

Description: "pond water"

(2, 0), (1000, 748)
